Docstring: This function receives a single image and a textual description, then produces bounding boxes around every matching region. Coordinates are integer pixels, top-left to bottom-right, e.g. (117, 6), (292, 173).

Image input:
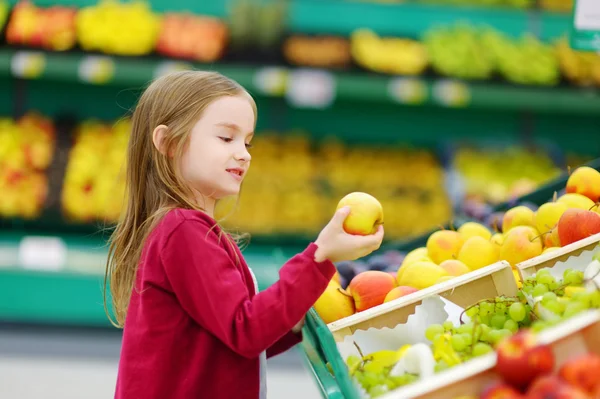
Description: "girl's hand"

(314, 206), (384, 264)
(292, 316), (305, 334)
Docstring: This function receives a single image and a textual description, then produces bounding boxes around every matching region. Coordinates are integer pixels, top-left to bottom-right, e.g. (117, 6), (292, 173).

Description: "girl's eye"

(245, 143), (253, 149)
(219, 137), (233, 143)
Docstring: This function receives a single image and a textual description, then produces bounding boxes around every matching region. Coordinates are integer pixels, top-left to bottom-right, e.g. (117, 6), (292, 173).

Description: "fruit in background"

(502, 206), (535, 233)
(426, 230), (463, 264)
(495, 330), (554, 390)
(348, 271), (396, 312)
(557, 209), (600, 246)
(156, 14), (228, 62)
(534, 201), (568, 235)
(526, 374), (590, 399)
(398, 261), (449, 289)
(566, 166), (600, 202)
(284, 36), (351, 69)
(555, 37), (600, 87)
(491, 233), (504, 254)
(458, 236), (499, 270)
(423, 23), (494, 80)
(337, 192), (383, 236)
(351, 29), (428, 75)
(384, 286), (419, 303)
(557, 193), (596, 210)
(6, 1), (77, 51)
(479, 382), (523, 399)
(313, 280), (355, 324)
(499, 226), (543, 267)
(401, 247), (431, 267)
(558, 353), (600, 394)
(0, 0), (8, 29)
(76, 0), (161, 56)
(439, 259), (470, 276)
(458, 222), (492, 241)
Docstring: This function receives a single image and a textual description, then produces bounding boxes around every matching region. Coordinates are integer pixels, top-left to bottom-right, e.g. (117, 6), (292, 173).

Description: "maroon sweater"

(114, 208), (336, 399)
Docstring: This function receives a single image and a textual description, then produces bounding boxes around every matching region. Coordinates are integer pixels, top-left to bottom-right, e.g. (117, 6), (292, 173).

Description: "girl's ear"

(152, 125), (170, 156)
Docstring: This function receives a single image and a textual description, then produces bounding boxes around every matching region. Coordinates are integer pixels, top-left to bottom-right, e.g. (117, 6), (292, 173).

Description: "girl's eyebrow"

(215, 122), (254, 138)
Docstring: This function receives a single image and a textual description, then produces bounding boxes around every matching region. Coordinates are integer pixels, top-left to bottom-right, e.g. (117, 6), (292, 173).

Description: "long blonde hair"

(104, 71), (256, 328)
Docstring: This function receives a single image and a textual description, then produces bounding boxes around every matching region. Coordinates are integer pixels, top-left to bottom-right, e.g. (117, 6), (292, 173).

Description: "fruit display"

(283, 35), (352, 69)
(6, 1), (77, 51)
(555, 38), (600, 88)
(61, 118), (129, 222)
(219, 133), (451, 240)
(156, 14), (228, 62)
(453, 145), (563, 205)
(76, 0), (161, 56)
(423, 24), (495, 80)
(0, 0), (9, 30)
(0, 113), (55, 219)
(228, 0), (286, 51)
(351, 29), (429, 75)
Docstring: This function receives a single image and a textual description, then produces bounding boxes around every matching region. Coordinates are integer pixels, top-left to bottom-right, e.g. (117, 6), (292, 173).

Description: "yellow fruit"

(439, 259), (470, 276)
(543, 246), (559, 254)
(502, 206), (535, 233)
(313, 281), (355, 324)
(457, 236), (498, 270)
(512, 269), (522, 288)
(436, 275), (455, 284)
(458, 222), (492, 241)
(401, 247), (430, 267)
(398, 261), (449, 289)
(426, 230), (463, 264)
(557, 193), (596, 211)
(499, 226), (543, 267)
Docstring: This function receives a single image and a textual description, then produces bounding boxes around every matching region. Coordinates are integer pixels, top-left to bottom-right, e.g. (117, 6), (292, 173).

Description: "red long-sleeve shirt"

(114, 208), (336, 399)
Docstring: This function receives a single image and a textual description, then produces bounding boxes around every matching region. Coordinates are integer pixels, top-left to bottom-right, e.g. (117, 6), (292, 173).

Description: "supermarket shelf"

(0, 231), (301, 326)
(5, 0), (569, 39)
(2, 49), (600, 114)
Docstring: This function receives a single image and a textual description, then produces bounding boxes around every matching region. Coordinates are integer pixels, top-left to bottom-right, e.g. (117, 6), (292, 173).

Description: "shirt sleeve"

(160, 219), (336, 359)
(267, 330), (303, 359)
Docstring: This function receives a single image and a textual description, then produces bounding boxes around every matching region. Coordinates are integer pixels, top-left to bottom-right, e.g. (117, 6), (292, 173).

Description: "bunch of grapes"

(344, 353), (418, 398)
(425, 296), (533, 370)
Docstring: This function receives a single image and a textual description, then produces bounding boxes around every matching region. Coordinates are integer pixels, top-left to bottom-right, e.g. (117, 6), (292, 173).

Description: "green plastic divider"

(306, 308), (361, 399)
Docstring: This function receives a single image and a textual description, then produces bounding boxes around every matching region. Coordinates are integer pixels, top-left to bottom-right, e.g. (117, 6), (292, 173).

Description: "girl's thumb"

(333, 206), (351, 224)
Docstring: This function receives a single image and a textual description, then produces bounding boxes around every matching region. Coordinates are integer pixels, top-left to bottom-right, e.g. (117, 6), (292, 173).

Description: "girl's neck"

(195, 193), (216, 218)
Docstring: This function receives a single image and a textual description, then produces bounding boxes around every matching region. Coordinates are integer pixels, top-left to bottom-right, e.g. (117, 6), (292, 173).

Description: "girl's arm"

(160, 219), (336, 359)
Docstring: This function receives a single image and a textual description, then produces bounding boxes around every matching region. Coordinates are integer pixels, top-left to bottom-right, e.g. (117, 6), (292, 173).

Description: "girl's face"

(179, 94), (255, 213)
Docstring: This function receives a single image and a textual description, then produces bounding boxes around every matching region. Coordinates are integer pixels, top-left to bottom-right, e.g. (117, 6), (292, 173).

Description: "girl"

(105, 70), (384, 399)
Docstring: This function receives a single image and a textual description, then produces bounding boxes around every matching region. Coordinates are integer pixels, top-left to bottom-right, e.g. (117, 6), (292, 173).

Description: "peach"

(383, 286), (419, 303)
(566, 166), (600, 202)
(458, 236), (499, 270)
(557, 208), (600, 246)
(439, 259), (470, 276)
(499, 226), (543, 267)
(348, 271), (396, 312)
(502, 206), (535, 233)
(314, 281), (355, 324)
(336, 192), (383, 235)
(426, 230), (463, 264)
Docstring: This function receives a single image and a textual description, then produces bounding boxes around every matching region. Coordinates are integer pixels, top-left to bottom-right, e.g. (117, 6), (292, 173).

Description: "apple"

(567, 166), (600, 202)
(457, 236), (498, 270)
(400, 247), (431, 267)
(503, 206), (535, 233)
(543, 227), (561, 248)
(527, 375), (590, 399)
(398, 261), (449, 289)
(558, 193), (596, 211)
(458, 221), (492, 241)
(558, 353), (600, 393)
(383, 286), (418, 302)
(534, 202), (569, 235)
(499, 226), (543, 267)
(348, 271), (395, 312)
(426, 230), (463, 264)
(557, 208), (600, 246)
(495, 330), (554, 390)
(313, 281), (355, 324)
(480, 382), (524, 399)
(336, 192), (383, 235)
(439, 259), (470, 276)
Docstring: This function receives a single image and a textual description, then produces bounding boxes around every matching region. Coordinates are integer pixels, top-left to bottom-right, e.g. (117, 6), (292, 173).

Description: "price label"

(154, 61), (194, 79)
(78, 56), (115, 84)
(285, 69), (336, 109)
(18, 236), (67, 271)
(571, 0), (600, 51)
(11, 51), (46, 79)
(253, 67), (288, 97)
(432, 80), (471, 108)
(388, 78), (427, 105)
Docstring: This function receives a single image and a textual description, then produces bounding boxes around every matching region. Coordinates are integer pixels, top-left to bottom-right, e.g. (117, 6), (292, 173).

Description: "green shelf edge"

(1, 49), (599, 115)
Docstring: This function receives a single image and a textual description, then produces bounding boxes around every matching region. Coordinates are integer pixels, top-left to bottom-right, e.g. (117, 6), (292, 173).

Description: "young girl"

(105, 70), (384, 399)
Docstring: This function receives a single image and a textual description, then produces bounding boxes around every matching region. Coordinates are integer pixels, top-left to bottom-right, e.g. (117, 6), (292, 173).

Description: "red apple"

(557, 208), (600, 246)
(347, 271), (395, 312)
(480, 382), (525, 399)
(527, 375), (591, 399)
(567, 166), (600, 202)
(495, 330), (554, 390)
(558, 353), (600, 394)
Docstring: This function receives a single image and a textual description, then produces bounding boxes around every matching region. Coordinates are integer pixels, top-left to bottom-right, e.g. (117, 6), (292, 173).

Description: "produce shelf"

(2, 49), (600, 115)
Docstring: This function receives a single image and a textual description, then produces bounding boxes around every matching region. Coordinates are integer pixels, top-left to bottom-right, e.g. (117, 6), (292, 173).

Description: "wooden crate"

(378, 309), (600, 399)
(517, 233), (600, 280)
(328, 261), (517, 342)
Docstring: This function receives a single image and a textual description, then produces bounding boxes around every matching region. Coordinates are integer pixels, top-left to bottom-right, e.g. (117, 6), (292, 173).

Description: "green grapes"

(508, 302), (526, 322)
(425, 324), (444, 341)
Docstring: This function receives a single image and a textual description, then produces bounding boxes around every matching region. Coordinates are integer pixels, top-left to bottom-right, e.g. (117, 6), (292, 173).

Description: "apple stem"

(449, 220), (456, 231)
(553, 191), (558, 202)
(589, 203), (599, 211)
(337, 287), (353, 298)
(531, 231), (550, 243)
(567, 165), (571, 176)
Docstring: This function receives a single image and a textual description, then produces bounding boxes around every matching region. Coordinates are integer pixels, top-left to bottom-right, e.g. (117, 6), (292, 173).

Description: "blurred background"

(0, 0), (599, 397)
